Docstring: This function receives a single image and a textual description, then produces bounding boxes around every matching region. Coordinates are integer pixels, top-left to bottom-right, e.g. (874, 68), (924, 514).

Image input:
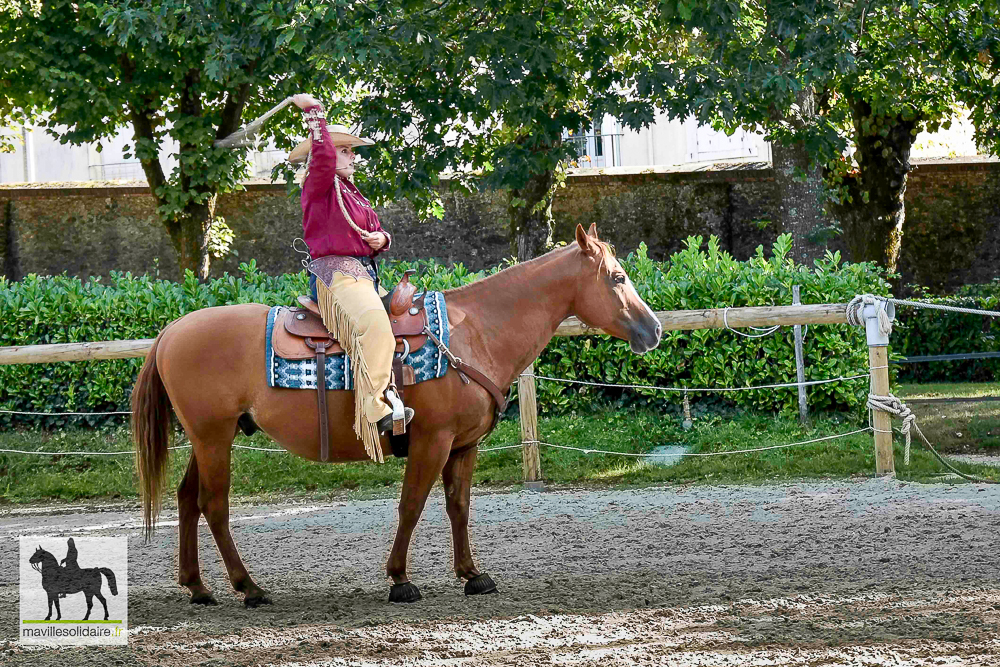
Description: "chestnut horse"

(132, 223), (661, 606)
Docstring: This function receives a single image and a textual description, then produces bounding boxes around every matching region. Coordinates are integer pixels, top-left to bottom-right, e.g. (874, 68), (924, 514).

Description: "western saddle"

(273, 270), (427, 461)
(271, 269), (510, 463)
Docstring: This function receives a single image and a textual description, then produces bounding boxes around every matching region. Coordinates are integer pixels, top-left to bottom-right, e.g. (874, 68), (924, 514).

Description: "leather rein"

(422, 326), (510, 458)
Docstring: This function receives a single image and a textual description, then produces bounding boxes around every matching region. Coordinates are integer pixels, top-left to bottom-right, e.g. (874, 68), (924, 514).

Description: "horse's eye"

(613, 274), (626, 285)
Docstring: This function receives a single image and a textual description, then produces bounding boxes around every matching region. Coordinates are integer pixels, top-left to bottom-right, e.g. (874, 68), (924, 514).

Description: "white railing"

(565, 133), (624, 168)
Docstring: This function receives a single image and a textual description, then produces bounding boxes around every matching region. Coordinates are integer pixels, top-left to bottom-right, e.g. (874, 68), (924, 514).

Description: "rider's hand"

(292, 93), (321, 110)
(365, 232), (388, 251)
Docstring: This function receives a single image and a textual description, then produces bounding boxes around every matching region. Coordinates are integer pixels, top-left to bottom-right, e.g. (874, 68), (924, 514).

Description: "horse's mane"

(445, 238), (616, 300)
(32, 548), (57, 563)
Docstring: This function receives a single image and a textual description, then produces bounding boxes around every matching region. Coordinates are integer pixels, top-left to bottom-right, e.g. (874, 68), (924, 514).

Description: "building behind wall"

(1, 108), (990, 186)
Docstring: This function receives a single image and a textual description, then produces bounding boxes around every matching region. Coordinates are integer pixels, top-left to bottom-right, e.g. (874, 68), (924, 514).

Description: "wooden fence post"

(518, 362), (543, 491)
(793, 286), (809, 424)
(869, 345), (895, 476)
(859, 299), (896, 477)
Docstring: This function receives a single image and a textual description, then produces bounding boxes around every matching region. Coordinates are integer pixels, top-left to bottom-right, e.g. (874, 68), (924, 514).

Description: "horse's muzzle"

(628, 318), (662, 354)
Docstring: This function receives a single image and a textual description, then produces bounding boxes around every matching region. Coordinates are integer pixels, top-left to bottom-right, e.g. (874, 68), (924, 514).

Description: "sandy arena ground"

(2, 479), (1000, 666)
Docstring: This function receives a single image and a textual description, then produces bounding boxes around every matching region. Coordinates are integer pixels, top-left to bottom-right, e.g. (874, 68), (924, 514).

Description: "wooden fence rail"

(1, 302), (892, 482)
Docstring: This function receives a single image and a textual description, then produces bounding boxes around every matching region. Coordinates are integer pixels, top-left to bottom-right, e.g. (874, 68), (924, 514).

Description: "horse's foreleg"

(386, 432), (453, 603)
(442, 446), (497, 596)
(193, 426), (271, 608)
(83, 593), (93, 621)
(178, 454), (216, 605)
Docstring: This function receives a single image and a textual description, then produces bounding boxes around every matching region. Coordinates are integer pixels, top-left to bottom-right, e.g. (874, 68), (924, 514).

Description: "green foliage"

(639, 0), (1000, 267)
(535, 235), (887, 416)
(301, 0), (665, 221)
(0, 0), (356, 275)
(4, 404), (995, 504)
(0, 236), (887, 428)
(893, 285), (1000, 383)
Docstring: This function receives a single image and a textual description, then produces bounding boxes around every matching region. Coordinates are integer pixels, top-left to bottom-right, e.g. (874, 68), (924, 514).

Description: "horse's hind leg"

(177, 454), (217, 605)
(192, 424), (271, 608)
(442, 446), (497, 596)
(93, 590), (109, 620)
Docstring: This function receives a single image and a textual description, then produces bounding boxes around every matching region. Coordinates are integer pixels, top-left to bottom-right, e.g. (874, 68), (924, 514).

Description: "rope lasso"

(292, 238), (312, 268)
(334, 174), (372, 241)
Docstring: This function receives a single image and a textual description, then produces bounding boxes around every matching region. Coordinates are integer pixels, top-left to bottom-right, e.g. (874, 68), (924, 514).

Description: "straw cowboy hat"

(288, 124), (375, 164)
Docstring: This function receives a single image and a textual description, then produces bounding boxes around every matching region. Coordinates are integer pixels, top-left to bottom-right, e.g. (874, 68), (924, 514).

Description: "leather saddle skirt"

(270, 270), (428, 382)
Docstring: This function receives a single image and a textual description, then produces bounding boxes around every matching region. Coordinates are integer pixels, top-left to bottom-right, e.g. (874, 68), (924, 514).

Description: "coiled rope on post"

(866, 393), (915, 465)
(866, 392), (998, 484)
(848, 293), (1000, 324)
(847, 294), (894, 335)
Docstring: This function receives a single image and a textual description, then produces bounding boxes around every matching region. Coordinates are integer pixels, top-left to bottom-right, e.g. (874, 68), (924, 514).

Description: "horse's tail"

(132, 328), (173, 541)
(99, 568), (118, 596)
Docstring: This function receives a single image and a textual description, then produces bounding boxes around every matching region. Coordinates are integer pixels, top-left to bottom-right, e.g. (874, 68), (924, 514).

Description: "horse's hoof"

(190, 592), (218, 606)
(244, 593), (273, 608)
(464, 573), (498, 596)
(388, 582), (422, 603)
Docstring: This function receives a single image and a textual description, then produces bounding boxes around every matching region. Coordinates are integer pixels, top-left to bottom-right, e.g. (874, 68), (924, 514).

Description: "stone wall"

(895, 162), (1000, 292)
(1, 160), (998, 292)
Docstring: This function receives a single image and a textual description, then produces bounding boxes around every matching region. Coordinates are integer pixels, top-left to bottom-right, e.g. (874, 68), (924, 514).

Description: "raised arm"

(292, 93), (337, 189)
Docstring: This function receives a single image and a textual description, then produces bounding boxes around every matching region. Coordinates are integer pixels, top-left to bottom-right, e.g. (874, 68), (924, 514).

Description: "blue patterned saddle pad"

(266, 291), (451, 390)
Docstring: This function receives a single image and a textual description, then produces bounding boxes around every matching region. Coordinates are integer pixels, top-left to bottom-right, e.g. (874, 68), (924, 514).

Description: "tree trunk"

(509, 169), (556, 262)
(770, 92), (828, 266)
(2, 199), (22, 281)
(167, 197), (216, 280)
(837, 98), (919, 273)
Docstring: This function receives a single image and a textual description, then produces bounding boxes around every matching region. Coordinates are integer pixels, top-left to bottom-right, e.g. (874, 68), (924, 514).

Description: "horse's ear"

(575, 224), (599, 257)
(587, 223), (599, 240)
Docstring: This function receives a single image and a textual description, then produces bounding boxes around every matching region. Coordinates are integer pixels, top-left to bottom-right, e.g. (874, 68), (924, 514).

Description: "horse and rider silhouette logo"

(27, 538), (119, 621)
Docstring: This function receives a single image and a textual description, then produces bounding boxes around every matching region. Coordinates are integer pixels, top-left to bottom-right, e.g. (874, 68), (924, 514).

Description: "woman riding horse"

(290, 92), (412, 463)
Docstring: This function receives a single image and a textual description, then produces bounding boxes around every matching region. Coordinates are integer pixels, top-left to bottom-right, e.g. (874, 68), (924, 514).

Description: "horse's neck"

(39, 555), (57, 574)
(447, 250), (577, 389)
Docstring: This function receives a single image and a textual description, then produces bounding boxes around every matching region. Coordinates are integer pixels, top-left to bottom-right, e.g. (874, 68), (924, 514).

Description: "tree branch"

(178, 69), (202, 196)
(119, 54), (169, 213)
(216, 60), (258, 140)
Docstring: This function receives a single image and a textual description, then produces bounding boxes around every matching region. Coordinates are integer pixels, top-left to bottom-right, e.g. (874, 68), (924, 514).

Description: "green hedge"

(536, 235), (886, 416)
(893, 280), (1000, 383)
(1, 234), (889, 428)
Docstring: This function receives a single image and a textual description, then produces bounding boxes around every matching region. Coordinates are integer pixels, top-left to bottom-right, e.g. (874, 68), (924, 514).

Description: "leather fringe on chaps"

(315, 278), (385, 463)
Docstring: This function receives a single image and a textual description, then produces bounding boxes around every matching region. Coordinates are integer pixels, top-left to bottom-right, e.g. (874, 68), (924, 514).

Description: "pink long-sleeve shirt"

(300, 105), (391, 260)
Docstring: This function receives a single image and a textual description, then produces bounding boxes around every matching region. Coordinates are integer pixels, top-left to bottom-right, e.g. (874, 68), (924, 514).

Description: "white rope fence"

(530, 373), (869, 393)
(887, 297), (1000, 318)
(0, 442), (287, 456)
(2, 293), (997, 477)
(0, 409), (131, 416)
(482, 428), (873, 457)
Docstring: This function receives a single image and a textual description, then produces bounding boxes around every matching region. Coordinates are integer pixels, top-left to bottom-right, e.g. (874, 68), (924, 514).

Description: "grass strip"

(2, 404), (998, 504)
